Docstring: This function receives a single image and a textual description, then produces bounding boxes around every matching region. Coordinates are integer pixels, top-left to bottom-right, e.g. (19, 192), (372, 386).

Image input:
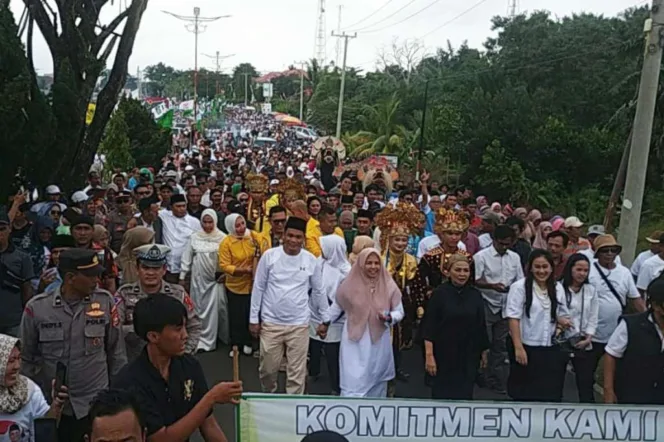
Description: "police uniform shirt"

(20, 287), (127, 418)
(113, 349), (210, 438)
(605, 314), (664, 358)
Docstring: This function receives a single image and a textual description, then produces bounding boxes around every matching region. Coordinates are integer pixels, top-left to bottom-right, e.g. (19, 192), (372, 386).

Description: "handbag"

(593, 263), (626, 312)
(553, 287), (588, 353)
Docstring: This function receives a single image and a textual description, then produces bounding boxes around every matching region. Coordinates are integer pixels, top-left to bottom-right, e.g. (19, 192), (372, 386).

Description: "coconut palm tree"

(348, 93), (415, 159)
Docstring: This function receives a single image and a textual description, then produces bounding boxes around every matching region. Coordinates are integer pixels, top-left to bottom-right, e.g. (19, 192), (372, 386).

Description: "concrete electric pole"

(242, 72), (251, 106)
(203, 51), (235, 95)
(618, 0), (664, 265)
(294, 61), (307, 121)
(162, 7), (230, 121)
(331, 31), (356, 138)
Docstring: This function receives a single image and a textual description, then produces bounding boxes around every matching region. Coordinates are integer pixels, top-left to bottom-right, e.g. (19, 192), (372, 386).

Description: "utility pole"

(416, 80), (430, 181)
(242, 72), (251, 106)
(331, 31), (356, 138)
(203, 51), (235, 95)
(162, 7), (230, 122)
(335, 5), (343, 66)
(294, 61), (307, 120)
(136, 66), (142, 100)
(507, 0), (518, 17)
(618, 0), (664, 265)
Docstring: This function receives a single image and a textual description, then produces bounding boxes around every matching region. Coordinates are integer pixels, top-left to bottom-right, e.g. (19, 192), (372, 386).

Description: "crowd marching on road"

(1, 106), (664, 441)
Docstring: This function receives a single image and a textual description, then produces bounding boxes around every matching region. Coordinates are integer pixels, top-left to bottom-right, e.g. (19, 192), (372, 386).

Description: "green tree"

(99, 109), (133, 176)
(115, 96), (170, 167)
(348, 94), (414, 159)
(232, 63), (259, 103)
(22, 0), (150, 188)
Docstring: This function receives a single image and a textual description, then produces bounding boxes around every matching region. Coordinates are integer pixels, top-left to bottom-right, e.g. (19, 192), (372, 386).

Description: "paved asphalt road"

(191, 344), (586, 442)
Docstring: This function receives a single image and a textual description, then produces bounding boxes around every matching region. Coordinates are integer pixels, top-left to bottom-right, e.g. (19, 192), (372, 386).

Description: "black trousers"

(508, 343), (567, 402)
(58, 414), (90, 442)
(309, 338), (340, 394)
(570, 342), (605, 403)
(227, 290), (252, 347)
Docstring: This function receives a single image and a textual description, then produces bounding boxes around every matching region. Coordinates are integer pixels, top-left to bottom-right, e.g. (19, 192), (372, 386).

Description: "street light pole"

(416, 80), (429, 181)
(162, 7), (230, 122)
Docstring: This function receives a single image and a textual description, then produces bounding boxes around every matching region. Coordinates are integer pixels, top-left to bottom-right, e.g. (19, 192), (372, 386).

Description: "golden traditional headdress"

(246, 173), (268, 193)
(279, 178), (306, 202)
(434, 208), (469, 234)
(375, 202), (422, 250)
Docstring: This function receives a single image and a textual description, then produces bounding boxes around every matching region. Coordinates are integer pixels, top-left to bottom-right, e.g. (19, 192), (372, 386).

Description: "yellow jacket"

(305, 218), (344, 258)
(218, 232), (260, 294)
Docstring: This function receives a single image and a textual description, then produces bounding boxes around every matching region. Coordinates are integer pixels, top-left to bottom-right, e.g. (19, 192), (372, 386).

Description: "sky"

(9, 0), (647, 76)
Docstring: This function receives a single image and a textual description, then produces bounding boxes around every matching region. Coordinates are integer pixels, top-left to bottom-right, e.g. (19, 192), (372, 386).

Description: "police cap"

(58, 249), (104, 277)
(134, 244), (170, 268)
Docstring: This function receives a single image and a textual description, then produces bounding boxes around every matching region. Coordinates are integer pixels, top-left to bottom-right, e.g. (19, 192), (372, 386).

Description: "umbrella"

(277, 115), (306, 126)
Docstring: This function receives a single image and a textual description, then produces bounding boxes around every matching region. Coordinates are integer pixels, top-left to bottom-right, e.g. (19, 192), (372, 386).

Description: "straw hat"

(593, 234), (622, 258)
(646, 231), (663, 244)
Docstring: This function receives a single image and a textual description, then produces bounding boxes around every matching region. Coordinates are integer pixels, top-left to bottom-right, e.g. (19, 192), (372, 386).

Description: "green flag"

(156, 109), (174, 129)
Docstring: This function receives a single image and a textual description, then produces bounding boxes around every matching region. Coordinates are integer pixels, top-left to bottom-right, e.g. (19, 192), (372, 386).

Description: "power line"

(361, 0), (445, 34)
(419, 0), (491, 39)
(342, 0), (394, 30)
(348, 0), (417, 32)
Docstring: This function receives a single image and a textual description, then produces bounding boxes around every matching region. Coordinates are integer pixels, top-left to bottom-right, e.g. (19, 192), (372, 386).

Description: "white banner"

(151, 102), (169, 119)
(179, 100), (195, 111)
(238, 394), (662, 442)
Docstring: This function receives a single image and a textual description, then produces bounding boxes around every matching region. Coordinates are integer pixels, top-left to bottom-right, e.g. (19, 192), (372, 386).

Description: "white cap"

(45, 185), (61, 195)
(270, 179), (280, 186)
(71, 191), (88, 204)
(184, 165), (195, 172)
(564, 216), (584, 228)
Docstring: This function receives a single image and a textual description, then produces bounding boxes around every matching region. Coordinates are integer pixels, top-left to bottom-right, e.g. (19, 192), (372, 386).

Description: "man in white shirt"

(587, 235), (645, 391)
(250, 217), (321, 394)
(636, 233), (664, 295)
(158, 194), (201, 283)
(478, 212), (500, 250)
(473, 225), (524, 393)
(631, 231), (661, 280)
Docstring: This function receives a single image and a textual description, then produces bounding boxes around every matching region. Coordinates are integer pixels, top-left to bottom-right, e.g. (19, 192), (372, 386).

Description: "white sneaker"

(243, 345), (253, 356)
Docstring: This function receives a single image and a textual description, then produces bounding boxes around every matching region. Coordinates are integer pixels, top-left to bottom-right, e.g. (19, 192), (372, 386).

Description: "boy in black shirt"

(114, 295), (242, 441)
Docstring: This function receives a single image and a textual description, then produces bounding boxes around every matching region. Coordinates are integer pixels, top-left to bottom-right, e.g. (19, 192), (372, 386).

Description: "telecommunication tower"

(508, 0), (519, 18)
(314, 0), (327, 65)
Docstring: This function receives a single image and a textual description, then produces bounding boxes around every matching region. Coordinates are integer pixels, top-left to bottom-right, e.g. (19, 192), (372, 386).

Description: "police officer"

(604, 278), (664, 405)
(20, 249), (127, 442)
(114, 244), (201, 360)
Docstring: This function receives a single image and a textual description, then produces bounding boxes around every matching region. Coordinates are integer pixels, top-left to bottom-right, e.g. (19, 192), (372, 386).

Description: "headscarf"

(552, 218), (565, 232)
(476, 196), (488, 207)
(92, 225), (108, 245)
(349, 235), (375, 265)
(225, 213), (250, 238)
(513, 207), (528, 219)
(139, 167), (154, 184)
(335, 248), (401, 344)
(339, 210), (354, 229)
(195, 209), (226, 243)
(533, 221), (552, 250)
(320, 235), (351, 276)
(117, 227), (155, 284)
(30, 216), (55, 248)
(490, 202), (502, 213)
(0, 335), (28, 413)
(231, 183), (242, 196)
(523, 209), (541, 243)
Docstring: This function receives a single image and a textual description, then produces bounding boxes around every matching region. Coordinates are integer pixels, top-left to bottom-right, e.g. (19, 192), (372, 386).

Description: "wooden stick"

(232, 345), (239, 382)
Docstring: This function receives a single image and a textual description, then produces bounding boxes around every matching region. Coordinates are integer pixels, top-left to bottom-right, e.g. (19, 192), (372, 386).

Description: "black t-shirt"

(113, 349), (210, 438)
(10, 222), (32, 248)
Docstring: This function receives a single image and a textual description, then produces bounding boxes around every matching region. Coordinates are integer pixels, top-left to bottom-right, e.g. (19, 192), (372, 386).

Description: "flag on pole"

(156, 109), (174, 129)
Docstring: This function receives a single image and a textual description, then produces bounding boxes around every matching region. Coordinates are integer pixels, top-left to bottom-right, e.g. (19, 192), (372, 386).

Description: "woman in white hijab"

(310, 235), (351, 395)
(180, 209), (229, 352)
(0, 335), (67, 439)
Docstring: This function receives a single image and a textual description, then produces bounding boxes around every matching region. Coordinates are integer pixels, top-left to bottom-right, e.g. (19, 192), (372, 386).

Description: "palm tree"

(349, 93), (415, 159)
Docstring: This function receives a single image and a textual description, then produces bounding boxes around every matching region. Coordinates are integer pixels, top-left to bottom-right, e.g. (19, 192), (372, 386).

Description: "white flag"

(179, 100), (195, 111)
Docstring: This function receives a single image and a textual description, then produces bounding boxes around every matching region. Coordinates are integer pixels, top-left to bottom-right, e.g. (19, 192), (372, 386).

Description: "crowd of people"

(1, 106), (664, 441)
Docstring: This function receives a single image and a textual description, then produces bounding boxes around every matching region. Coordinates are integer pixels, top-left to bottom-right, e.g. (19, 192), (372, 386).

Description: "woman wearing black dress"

(422, 253), (489, 399)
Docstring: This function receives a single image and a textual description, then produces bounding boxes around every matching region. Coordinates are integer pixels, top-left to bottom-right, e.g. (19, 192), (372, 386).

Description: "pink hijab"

(533, 221), (552, 250)
(335, 248), (402, 344)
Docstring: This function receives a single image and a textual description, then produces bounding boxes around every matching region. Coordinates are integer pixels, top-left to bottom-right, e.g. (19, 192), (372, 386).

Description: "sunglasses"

(116, 197), (131, 204)
(599, 246), (621, 254)
(50, 211), (62, 216)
